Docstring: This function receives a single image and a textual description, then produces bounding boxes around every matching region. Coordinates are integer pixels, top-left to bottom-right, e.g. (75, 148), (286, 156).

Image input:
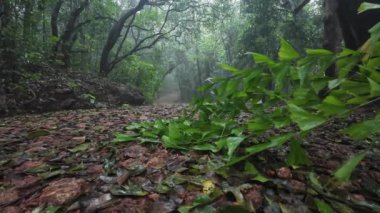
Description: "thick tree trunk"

(99, 0), (148, 77)
(322, 0), (342, 78)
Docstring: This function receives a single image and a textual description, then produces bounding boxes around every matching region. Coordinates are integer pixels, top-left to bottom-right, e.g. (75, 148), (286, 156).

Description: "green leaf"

(226, 137), (245, 160)
(314, 199), (333, 213)
(288, 104), (326, 131)
(246, 134), (292, 154)
(168, 123), (182, 141)
(369, 22), (380, 49)
(244, 161), (269, 182)
(225, 134), (292, 167)
(251, 52), (276, 66)
(328, 79), (345, 90)
(279, 38), (300, 61)
(247, 117), (272, 133)
(218, 64), (242, 75)
(318, 95), (347, 116)
(306, 49), (334, 56)
(113, 133), (138, 143)
(69, 143), (90, 153)
(358, 3), (380, 13)
(334, 150), (367, 182)
(111, 184), (148, 196)
(192, 144), (219, 153)
(287, 140), (311, 166)
(368, 78), (380, 97)
(343, 119), (380, 140)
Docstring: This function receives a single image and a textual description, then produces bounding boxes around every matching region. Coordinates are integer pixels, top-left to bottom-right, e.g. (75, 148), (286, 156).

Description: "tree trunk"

(59, 0), (89, 67)
(322, 0), (342, 78)
(50, 0), (89, 67)
(50, 0), (64, 57)
(99, 0), (148, 77)
(0, 0), (16, 70)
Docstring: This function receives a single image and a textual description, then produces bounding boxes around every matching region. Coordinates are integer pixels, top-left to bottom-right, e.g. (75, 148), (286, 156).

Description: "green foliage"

(113, 32), (380, 211)
(109, 55), (160, 103)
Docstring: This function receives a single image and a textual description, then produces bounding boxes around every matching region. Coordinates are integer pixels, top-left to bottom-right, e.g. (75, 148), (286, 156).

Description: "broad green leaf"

(192, 144), (219, 153)
(162, 135), (186, 150)
(314, 199), (333, 213)
(287, 140), (311, 166)
(244, 161), (269, 182)
(328, 79), (345, 90)
(218, 64), (242, 75)
(69, 143), (90, 153)
(288, 104), (326, 131)
(343, 119), (380, 140)
(368, 78), (380, 97)
(225, 134), (293, 167)
(251, 52), (276, 66)
(279, 38), (300, 61)
(306, 49), (334, 55)
(168, 123), (181, 141)
(334, 150), (367, 182)
(369, 22), (380, 49)
(318, 95), (347, 116)
(246, 133), (293, 154)
(247, 117), (272, 132)
(226, 137), (245, 160)
(337, 56), (360, 78)
(113, 133), (137, 143)
(358, 3), (380, 13)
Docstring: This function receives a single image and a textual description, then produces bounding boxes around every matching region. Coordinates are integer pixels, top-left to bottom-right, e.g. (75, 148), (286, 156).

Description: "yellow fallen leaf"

(202, 180), (215, 194)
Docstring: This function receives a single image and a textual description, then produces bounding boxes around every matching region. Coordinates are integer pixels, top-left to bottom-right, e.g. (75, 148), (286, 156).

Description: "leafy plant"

(113, 17), (380, 212)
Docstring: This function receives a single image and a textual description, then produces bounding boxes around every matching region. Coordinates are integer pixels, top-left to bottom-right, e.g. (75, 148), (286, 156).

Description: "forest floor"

(0, 104), (379, 212)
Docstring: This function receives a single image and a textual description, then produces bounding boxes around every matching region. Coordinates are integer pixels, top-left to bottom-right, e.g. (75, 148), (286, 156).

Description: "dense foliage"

(114, 4), (380, 210)
(0, 0), (323, 103)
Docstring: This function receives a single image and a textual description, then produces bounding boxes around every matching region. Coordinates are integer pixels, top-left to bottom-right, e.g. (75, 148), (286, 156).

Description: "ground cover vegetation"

(0, 0), (380, 212)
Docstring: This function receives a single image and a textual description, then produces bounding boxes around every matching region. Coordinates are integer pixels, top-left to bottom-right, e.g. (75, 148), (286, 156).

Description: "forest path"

(155, 72), (181, 104)
(0, 106), (379, 212)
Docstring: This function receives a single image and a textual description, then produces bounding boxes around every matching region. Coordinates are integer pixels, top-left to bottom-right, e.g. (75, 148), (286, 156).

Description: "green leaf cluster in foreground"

(113, 24), (380, 212)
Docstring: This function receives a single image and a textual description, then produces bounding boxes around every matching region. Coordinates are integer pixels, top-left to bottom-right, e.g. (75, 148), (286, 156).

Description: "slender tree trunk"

(59, 0), (89, 67)
(322, 0), (342, 78)
(99, 0), (148, 77)
(51, 0), (64, 57)
(0, 0), (16, 70)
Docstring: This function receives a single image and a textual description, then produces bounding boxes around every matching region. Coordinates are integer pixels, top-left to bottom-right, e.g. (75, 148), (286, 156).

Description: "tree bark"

(0, 0), (16, 70)
(50, 0), (64, 56)
(51, 0), (89, 67)
(99, 0), (148, 77)
(322, 0), (342, 78)
(59, 0), (89, 67)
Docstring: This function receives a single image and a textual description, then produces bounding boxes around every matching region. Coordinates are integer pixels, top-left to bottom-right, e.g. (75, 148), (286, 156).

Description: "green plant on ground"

(112, 8), (380, 212)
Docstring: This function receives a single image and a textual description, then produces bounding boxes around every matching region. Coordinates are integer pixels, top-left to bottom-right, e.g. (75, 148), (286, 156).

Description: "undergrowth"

(113, 5), (380, 212)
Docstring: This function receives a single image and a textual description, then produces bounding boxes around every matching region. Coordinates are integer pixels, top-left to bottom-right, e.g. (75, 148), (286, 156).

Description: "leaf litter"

(0, 104), (379, 212)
